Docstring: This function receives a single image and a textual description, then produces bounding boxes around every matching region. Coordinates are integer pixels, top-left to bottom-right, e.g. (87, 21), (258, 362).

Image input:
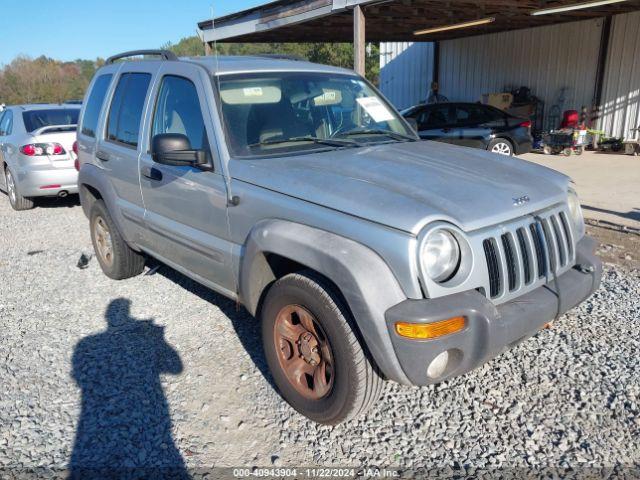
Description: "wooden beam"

(354, 5), (366, 76)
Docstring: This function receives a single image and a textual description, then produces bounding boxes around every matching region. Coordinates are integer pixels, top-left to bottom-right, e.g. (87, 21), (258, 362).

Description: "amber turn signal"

(395, 317), (466, 340)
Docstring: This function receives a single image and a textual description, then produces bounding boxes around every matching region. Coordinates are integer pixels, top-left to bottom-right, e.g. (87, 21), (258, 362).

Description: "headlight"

(421, 229), (461, 283)
(567, 188), (585, 237)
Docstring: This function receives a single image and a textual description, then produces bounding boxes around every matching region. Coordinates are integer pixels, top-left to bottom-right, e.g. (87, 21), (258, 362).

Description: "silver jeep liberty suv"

(77, 50), (601, 424)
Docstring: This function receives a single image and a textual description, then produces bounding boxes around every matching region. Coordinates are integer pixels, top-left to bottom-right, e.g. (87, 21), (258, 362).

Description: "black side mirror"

(405, 117), (419, 133)
(152, 133), (207, 167)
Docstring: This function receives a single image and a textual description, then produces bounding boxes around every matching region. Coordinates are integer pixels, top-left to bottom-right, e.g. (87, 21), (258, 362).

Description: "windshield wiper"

(248, 136), (361, 149)
(336, 128), (417, 142)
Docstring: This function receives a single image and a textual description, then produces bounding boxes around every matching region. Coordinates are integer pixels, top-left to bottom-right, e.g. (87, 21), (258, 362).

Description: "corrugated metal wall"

(379, 42), (434, 110)
(439, 19), (603, 130)
(380, 15), (639, 136)
(599, 11), (640, 138)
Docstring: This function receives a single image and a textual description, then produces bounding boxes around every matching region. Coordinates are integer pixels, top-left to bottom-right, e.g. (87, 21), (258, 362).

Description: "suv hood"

(230, 141), (570, 234)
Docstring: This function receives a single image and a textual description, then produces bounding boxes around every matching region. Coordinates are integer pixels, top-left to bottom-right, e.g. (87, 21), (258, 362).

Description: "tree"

(0, 56), (101, 105)
(0, 37), (380, 106)
(161, 36), (205, 57)
(164, 37), (380, 83)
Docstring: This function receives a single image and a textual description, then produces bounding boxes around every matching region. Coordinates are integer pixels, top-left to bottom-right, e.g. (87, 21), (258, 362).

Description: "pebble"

(0, 197), (638, 471)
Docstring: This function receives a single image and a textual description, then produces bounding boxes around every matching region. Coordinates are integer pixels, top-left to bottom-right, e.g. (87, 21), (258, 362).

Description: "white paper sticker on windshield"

(356, 97), (395, 123)
(243, 87), (264, 97)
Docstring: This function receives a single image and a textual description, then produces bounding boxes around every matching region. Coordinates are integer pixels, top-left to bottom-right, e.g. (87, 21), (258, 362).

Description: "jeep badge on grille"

(513, 195), (531, 206)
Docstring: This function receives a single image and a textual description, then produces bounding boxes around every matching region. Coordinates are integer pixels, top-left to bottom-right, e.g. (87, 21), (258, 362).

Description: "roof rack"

(106, 50), (178, 65)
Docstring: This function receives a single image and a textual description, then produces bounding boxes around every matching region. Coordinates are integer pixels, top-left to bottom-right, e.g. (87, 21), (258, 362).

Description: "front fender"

(240, 219), (412, 385)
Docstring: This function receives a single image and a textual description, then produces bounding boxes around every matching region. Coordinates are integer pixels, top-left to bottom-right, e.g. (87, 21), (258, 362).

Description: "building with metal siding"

(379, 42), (434, 110)
(439, 19), (603, 132)
(600, 11), (640, 139)
(379, 12), (639, 137)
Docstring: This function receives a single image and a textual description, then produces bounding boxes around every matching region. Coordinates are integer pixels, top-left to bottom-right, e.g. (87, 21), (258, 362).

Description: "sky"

(0, 0), (268, 66)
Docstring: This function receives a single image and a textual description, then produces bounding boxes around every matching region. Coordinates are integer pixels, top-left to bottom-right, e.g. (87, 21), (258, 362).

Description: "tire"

(563, 148), (573, 157)
(543, 145), (552, 155)
(488, 138), (514, 156)
(261, 270), (383, 425)
(5, 168), (34, 211)
(574, 146), (584, 156)
(89, 199), (145, 280)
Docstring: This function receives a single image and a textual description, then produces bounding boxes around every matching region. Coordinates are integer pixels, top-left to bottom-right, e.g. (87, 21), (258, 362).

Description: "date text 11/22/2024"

(232, 467), (400, 478)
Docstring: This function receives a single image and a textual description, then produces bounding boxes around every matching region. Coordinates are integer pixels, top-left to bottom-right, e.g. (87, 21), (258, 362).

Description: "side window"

(81, 74), (113, 137)
(455, 105), (488, 126)
(417, 106), (450, 130)
(151, 75), (207, 151)
(107, 73), (151, 148)
(0, 110), (13, 136)
(454, 106), (472, 126)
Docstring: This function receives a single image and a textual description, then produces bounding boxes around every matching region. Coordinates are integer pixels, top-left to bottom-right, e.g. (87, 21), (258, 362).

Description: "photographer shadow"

(68, 298), (189, 479)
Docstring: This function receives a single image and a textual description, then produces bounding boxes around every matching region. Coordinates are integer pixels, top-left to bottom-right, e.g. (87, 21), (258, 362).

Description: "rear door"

(96, 65), (155, 241)
(137, 62), (235, 296)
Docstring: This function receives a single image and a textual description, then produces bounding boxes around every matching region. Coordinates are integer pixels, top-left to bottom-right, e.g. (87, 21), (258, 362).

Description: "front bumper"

(16, 167), (78, 197)
(384, 236), (602, 386)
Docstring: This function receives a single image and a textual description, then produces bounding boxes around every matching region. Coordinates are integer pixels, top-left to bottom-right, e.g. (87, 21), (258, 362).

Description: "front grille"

(501, 234), (517, 292)
(530, 223), (546, 278)
(482, 209), (575, 300)
(516, 228), (531, 284)
(483, 239), (501, 298)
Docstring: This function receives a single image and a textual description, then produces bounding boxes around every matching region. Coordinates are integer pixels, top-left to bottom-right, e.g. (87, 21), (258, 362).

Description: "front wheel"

(261, 271), (383, 424)
(89, 200), (145, 279)
(5, 168), (34, 211)
(488, 138), (514, 156)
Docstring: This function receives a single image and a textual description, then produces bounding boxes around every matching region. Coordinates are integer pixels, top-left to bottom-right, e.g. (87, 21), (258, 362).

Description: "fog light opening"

(427, 351), (450, 379)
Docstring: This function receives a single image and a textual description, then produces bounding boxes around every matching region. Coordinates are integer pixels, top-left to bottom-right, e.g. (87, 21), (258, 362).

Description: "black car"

(401, 102), (533, 156)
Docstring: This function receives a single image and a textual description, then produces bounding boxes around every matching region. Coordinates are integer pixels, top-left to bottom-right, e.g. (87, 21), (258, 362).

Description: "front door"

(137, 63), (235, 297)
(416, 104), (457, 143)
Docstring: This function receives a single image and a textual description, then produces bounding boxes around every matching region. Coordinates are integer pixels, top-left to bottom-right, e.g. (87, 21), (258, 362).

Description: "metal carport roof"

(199, 0), (640, 43)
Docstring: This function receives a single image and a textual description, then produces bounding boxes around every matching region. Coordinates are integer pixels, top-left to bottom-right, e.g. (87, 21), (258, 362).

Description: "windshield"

(216, 72), (416, 158)
(22, 108), (79, 133)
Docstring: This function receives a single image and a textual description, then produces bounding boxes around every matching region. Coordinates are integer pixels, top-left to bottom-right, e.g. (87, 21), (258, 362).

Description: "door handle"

(96, 150), (110, 162)
(141, 165), (163, 181)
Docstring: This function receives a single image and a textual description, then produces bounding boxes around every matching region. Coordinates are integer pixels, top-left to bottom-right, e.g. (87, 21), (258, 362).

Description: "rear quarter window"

(81, 74), (113, 137)
(107, 73), (152, 148)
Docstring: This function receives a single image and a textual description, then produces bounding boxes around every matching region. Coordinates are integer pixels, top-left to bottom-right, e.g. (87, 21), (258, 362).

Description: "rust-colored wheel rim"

(273, 305), (334, 400)
(93, 216), (114, 268)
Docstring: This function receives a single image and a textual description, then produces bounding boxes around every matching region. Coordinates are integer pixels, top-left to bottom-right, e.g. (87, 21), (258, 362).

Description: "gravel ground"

(0, 195), (639, 475)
